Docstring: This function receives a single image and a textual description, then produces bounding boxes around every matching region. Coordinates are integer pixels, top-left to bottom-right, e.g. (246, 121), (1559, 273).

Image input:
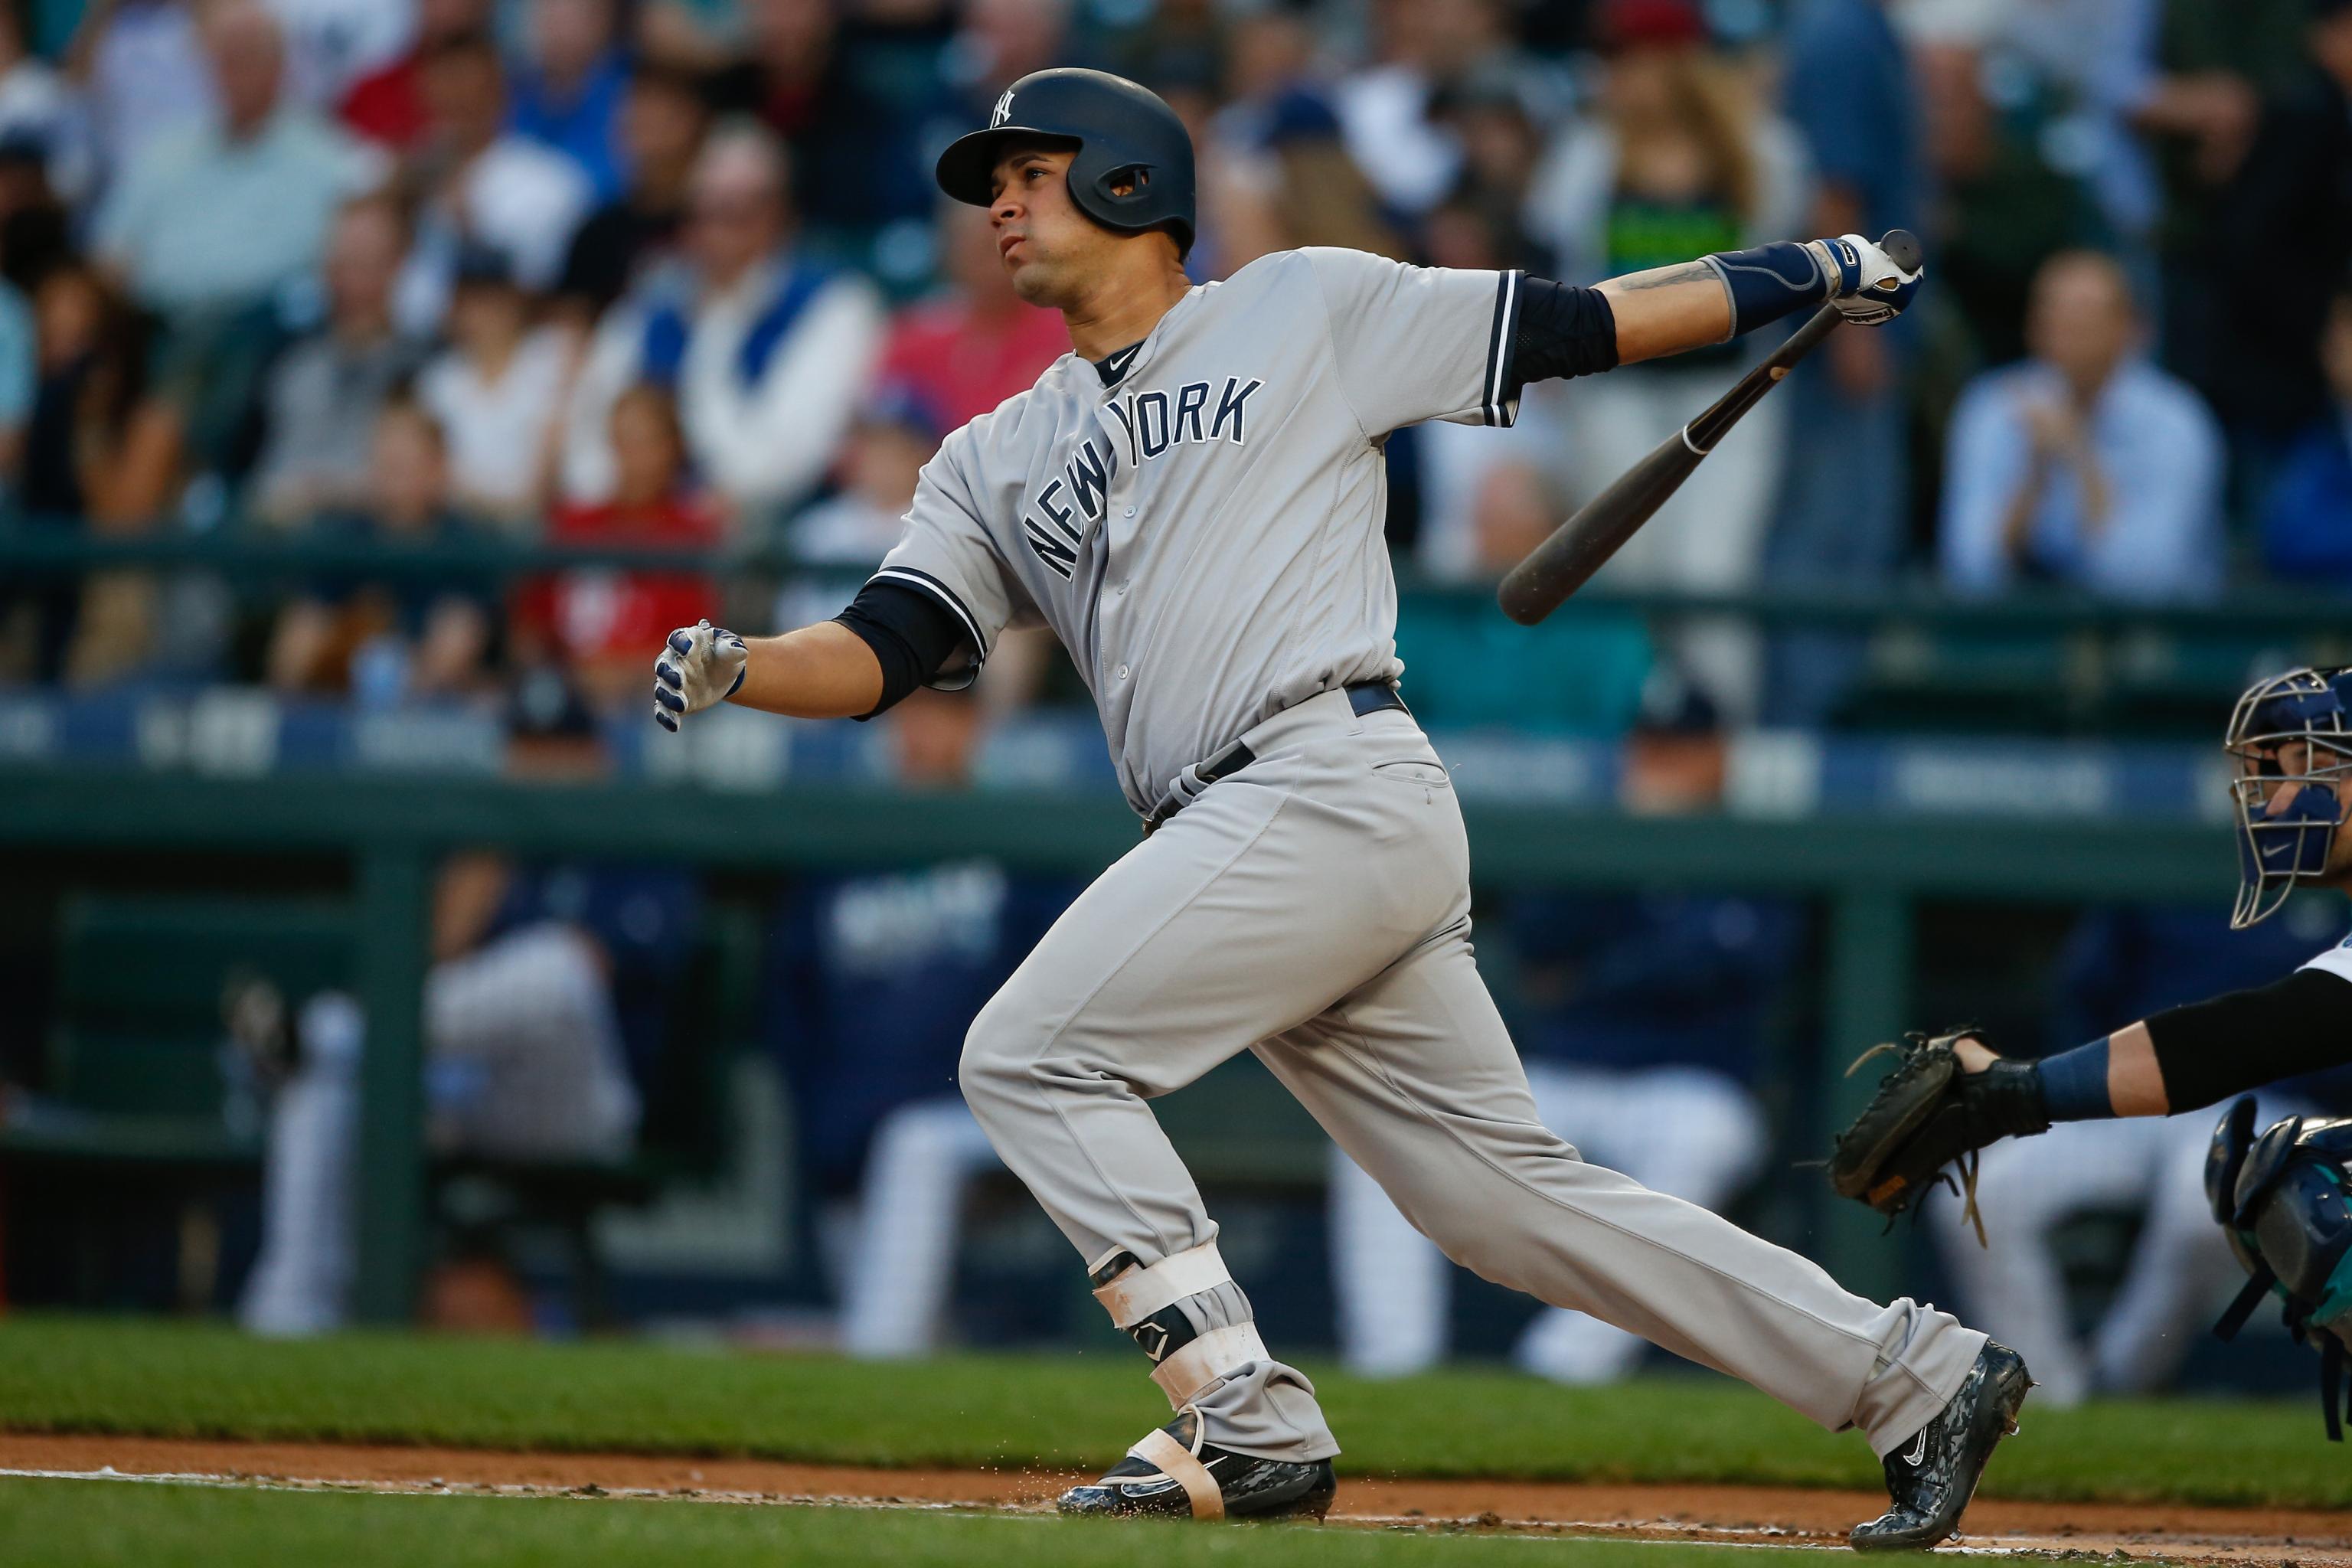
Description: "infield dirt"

(4, 1432), (2348, 1563)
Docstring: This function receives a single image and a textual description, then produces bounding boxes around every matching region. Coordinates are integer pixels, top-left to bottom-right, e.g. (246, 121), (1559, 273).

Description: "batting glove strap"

(1818, 233), (1922, 326)
(652, 619), (748, 733)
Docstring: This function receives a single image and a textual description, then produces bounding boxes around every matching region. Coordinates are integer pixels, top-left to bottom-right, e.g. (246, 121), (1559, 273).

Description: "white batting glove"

(1814, 234), (1922, 327)
(651, 619), (748, 733)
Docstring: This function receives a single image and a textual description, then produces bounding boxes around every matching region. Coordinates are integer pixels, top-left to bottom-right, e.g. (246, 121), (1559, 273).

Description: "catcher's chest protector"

(2208, 1102), (2352, 1436)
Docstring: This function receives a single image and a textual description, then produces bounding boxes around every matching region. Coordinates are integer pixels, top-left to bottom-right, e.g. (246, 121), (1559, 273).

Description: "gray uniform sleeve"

(1298, 247), (1526, 435)
(869, 435), (1026, 687)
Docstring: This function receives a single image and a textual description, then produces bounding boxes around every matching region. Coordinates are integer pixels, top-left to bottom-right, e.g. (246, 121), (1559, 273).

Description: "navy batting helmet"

(935, 69), (1196, 259)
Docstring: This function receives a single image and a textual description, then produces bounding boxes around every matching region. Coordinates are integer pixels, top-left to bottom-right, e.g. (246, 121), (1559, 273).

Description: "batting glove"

(1816, 233), (1922, 327)
(652, 619), (748, 733)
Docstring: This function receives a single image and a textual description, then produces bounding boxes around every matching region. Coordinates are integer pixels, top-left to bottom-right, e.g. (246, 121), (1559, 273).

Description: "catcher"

(1833, 667), (2352, 1426)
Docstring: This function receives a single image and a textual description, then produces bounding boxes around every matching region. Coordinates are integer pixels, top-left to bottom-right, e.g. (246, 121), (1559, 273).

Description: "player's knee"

(957, 995), (1049, 1120)
(959, 1003), (1137, 1127)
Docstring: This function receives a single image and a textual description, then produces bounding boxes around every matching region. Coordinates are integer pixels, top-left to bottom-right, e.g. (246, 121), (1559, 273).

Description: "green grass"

(0, 1314), (2334, 1508)
(0, 1479), (1914, 1568)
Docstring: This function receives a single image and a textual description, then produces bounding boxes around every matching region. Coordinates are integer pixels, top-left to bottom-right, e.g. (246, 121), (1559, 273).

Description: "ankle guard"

(1089, 1240), (1269, 1409)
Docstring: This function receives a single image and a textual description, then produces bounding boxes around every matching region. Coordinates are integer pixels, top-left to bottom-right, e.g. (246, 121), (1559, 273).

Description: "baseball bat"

(1496, 229), (1922, 626)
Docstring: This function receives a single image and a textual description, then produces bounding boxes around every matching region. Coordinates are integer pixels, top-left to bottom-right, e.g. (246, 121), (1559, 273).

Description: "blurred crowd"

(0, 0), (2340, 727)
(0, 0), (2343, 1366)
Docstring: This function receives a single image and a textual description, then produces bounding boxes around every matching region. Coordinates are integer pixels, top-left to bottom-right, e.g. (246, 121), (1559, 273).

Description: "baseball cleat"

(1055, 1406), (1336, 1522)
(1848, 1341), (2031, 1551)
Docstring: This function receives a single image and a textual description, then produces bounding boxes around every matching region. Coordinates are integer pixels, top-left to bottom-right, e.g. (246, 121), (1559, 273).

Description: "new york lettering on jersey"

(874, 247), (1524, 814)
(1021, 376), (1263, 580)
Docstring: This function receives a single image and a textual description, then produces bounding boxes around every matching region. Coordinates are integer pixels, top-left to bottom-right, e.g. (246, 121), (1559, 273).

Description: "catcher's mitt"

(1828, 1031), (2051, 1246)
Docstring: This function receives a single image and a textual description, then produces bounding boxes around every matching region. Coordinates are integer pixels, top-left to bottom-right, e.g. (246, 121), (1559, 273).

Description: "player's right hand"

(1817, 233), (1922, 327)
(652, 619), (748, 733)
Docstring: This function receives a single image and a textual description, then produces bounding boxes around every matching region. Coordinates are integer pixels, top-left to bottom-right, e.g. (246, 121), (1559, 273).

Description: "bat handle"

(1877, 228), (1922, 274)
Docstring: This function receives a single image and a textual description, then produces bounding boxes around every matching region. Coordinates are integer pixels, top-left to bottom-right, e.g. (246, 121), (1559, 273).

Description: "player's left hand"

(652, 619), (748, 733)
(1816, 233), (1922, 327)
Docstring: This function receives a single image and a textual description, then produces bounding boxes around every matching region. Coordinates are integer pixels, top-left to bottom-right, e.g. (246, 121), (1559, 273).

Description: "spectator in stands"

(516, 384), (720, 709)
(2137, 0), (2322, 459)
(251, 194), (426, 527)
(1333, 0), (1514, 220)
(706, 0), (937, 247)
(770, 383), (940, 634)
(95, 1), (374, 318)
(635, 0), (743, 74)
(95, 0), (381, 477)
(941, 0), (1072, 120)
(394, 30), (593, 334)
(556, 62), (708, 323)
(1759, 0), (1924, 727)
(1424, 69), (1552, 275)
(338, 0), (492, 151)
(789, 384), (939, 573)
(509, 0), (629, 201)
(560, 122), (883, 523)
(1940, 250), (2223, 601)
(25, 263), (184, 687)
(1214, 75), (1411, 276)
(2153, 0), (2352, 511)
(1398, 434), (1651, 733)
(266, 0), (414, 116)
(68, 0), (214, 183)
(2262, 290), (2352, 584)
(872, 201), (1067, 435)
(0, 132), (74, 295)
(417, 244), (570, 528)
(265, 398), (491, 702)
(241, 675), (697, 1337)
(764, 686), (1076, 1355)
(1330, 674), (1791, 1379)
(1895, 6), (2112, 366)
(0, 5), (93, 207)
(1098, 0), (1223, 90)
(1931, 899), (2352, 1406)
(1526, 0), (1811, 718)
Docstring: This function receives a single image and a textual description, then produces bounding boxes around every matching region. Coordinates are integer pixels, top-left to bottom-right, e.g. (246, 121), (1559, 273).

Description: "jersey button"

(1123, 507), (1135, 518)
(1116, 581), (1129, 595)
(1116, 664), (1130, 681)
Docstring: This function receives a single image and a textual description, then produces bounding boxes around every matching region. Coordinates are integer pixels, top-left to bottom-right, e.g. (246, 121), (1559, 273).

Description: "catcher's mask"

(2226, 667), (2352, 929)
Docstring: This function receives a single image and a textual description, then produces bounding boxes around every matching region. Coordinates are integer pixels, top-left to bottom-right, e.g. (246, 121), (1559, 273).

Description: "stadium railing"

(2, 521), (2337, 1319)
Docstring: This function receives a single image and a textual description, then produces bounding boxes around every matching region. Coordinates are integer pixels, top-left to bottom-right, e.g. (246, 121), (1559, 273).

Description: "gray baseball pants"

(958, 688), (1984, 1462)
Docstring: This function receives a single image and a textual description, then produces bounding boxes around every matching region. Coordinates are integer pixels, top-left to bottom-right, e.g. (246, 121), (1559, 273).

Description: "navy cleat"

(1056, 1407), (1336, 1522)
(1849, 1341), (2032, 1551)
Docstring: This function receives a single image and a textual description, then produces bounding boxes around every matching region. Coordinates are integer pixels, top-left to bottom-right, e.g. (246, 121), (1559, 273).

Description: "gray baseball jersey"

(871, 247), (1526, 814)
(888, 241), (1988, 1478)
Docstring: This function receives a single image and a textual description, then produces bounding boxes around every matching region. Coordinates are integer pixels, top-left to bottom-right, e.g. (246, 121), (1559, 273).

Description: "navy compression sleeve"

(1504, 278), (1619, 398)
(1701, 240), (1835, 337)
(832, 579), (974, 719)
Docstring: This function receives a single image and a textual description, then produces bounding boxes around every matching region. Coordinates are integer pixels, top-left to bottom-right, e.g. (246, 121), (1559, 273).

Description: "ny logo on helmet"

(991, 90), (1014, 127)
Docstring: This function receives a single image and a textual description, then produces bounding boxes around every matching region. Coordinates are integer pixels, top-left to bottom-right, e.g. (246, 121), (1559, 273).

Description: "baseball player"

(655, 68), (2023, 1543)
(1831, 667), (2352, 1432)
(1835, 667), (2352, 1220)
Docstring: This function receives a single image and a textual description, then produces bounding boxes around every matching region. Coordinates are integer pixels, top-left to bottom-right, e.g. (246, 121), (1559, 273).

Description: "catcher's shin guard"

(2208, 1108), (2352, 1438)
(1056, 1406), (1337, 1521)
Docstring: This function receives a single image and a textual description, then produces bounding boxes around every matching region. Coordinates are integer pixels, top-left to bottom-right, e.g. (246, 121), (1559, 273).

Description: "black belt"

(1143, 682), (1408, 834)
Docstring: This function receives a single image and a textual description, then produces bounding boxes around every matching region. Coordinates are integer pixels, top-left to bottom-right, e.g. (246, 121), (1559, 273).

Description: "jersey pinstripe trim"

(1482, 269), (1526, 427)
(869, 566), (988, 666)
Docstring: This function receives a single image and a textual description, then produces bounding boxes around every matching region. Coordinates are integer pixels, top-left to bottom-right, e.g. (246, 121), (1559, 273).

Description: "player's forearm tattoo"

(1606, 261), (1718, 292)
